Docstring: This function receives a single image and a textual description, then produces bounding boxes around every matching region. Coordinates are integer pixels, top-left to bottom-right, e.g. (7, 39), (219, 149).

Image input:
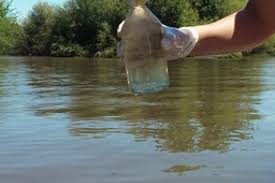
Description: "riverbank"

(1, 0), (275, 57)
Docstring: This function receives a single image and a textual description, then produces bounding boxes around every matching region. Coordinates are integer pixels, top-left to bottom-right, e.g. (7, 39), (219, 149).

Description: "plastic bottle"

(118, 0), (169, 94)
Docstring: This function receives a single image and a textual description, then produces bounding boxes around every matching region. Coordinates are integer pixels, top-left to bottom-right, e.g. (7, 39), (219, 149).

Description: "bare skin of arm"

(191, 0), (275, 56)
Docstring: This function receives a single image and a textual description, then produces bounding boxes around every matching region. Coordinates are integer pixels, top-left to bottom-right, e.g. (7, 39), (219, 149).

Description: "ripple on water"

(0, 56), (275, 183)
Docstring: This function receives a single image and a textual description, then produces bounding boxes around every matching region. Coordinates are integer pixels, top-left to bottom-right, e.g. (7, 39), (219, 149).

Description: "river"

(0, 56), (274, 183)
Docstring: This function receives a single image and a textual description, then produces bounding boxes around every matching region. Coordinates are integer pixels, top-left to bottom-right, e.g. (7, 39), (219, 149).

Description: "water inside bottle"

(126, 57), (169, 94)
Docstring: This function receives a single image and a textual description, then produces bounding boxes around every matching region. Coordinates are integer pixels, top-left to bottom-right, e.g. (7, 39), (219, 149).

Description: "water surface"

(0, 56), (275, 183)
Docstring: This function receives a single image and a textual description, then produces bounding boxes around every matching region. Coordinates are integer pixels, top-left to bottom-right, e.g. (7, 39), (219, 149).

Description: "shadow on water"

(21, 56), (265, 156)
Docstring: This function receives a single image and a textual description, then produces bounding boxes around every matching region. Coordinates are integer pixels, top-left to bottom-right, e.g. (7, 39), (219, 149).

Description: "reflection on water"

(163, 164), (206, 175)
(0, 60), (10, 112)
(0, 56), (275, 183)
(24, 57), (263, 153)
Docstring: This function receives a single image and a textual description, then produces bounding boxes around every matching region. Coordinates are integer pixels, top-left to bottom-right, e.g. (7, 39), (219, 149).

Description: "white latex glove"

(117, 21), (199, 61)
(161, 25), (199, 60)
(117, 0), (199, 61)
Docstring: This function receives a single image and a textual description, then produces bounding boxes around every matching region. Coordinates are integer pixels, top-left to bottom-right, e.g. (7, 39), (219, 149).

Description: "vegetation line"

(0, 0), (274, 57)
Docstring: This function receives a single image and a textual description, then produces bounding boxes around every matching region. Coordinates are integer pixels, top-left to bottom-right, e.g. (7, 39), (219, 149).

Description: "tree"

(189, 0), (246, 22)
(20, 2), (56, 56)
(0, 0), (21, 55)
(147, 0), (199, 27)
(0, 0), (10, 18)
(6, 0), (274, 57)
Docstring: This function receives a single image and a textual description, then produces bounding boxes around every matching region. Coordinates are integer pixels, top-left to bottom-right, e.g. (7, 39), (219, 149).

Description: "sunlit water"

(0, 56), (274, 183)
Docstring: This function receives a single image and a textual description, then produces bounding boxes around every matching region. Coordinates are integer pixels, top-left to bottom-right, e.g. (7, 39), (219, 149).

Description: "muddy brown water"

(0, 56), (274, 183)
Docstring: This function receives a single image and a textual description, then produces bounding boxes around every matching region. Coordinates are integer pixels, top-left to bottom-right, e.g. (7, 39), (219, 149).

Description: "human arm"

(191, 0), (275, 56)
(117, 0), (275, 60)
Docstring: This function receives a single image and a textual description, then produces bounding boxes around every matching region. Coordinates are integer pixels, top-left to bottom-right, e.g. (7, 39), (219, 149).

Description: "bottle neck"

(129, 0), (146, 8)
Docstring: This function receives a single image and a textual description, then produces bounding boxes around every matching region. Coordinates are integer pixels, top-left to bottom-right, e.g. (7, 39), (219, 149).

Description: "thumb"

(161, 25), (177, 50)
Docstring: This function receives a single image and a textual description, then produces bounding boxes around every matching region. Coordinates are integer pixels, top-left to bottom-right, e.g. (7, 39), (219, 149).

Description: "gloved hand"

(161, 25), (199, 60)
(117, 21), (199, 61)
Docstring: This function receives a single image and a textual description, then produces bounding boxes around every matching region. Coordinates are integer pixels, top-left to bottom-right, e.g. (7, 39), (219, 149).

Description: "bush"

(0, 0), (21, 55)
(50, 41), (87, 57)
(189, 0), (246, 22)
(147, 0), (199, 27)
(95, 22), (117, 58)
(55, 0), (128, 56)
(243, 36), (275, 56)
(2, 0), (274, 57)
(20, 2), (56, 56)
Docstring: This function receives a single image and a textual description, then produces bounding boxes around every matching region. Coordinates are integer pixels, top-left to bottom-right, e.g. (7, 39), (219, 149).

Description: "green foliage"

(18, 0), (128, 57)
(147, 0), (199, 27)
(95, 22), (117, 58)
(0, 0), (12, 18)
(265, 37), (275, 55)
(0, 0), (274, 57)
(50, 40), (87, 57)
(0, 0), (21, 55)
(0, 0), (8, 17)
(20, 2), (56, 56)
(57, 0), (128, 56)
(49, 3), (87, 57)
(0, 18), (20, 55)
(189, 0), (246, 22)
(243, 36), (275, 56)
(220, 0), (247, 16)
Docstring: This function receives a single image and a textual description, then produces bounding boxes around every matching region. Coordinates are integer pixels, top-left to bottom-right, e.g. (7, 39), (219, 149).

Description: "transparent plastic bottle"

(119, 0), (169, 94)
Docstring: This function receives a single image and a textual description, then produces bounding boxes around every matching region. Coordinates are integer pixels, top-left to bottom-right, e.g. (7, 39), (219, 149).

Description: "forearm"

(191, 9), (274, 56)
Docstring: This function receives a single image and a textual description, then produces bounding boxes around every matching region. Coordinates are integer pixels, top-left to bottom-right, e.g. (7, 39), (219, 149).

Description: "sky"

(11, 0), (66, 17)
